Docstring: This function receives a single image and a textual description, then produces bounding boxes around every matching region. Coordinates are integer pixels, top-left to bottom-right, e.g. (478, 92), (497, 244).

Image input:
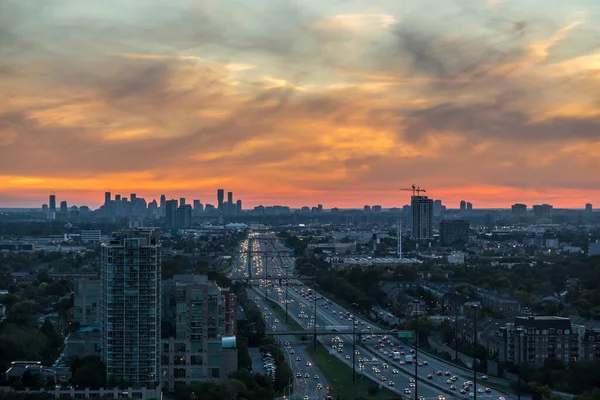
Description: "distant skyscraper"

(317, 204), (323, 212)
(460, 200), (466, 211)
(42, 204), (48, 213)
(512, 203), (527, 217)
(176, 205), (192, 228)
(372, 205), (382, 213)
(160, 194), (166, 208)
(586, 203), (593, 213)
(533, 204), (553, 219)
(227, 192), (233, 215)
(105, 192), (111, 204)
(467, 202), (473, 211)
(165, 200), (178, 227)
(364, 205), (371, 213)
(115, 194), (121, 201)
(49, 194), (56, 212)
(60, 200), (68, 213)
(440, 220), (470, 246)
(100, 228), (161, 384)
(411, 195), (433, 240)
(130, 193), (137, 204)
(217, 189), (224, 211)
(236, 199), (242, 214)
(193, 199), (201, 210)
(179, 197), (186, 207)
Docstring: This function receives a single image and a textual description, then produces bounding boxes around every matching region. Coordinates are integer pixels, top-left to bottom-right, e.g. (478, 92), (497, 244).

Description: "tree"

(70, 356), (106, 389)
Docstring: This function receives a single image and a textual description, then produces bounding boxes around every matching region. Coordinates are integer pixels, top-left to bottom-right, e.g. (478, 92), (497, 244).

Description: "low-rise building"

(498, 316), (578, 366)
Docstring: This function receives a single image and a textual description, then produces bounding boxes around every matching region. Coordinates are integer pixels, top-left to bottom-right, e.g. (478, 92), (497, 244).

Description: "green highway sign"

(286, 269), (293, 273)
(397, 331), (414, 339)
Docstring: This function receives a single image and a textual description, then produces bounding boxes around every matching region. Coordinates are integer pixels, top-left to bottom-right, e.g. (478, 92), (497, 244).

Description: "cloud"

(1, 0), (600, 207)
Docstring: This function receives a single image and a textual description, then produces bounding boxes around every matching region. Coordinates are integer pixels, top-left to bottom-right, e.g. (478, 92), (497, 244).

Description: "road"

(232, 234), (330, 400)
(251, 232), (513, 400)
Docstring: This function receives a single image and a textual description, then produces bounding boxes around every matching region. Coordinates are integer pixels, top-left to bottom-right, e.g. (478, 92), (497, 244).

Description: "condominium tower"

(100, 228), (162, 385)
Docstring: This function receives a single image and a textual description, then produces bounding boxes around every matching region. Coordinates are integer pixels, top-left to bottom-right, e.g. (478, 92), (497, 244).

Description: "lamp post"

(285, 274), (289, 324)
(350, 302), (359, 383)
(413, 299), (420, 400)
(472, 304), (480, 400)
(313, 286), (317, 351)
(517, 328), (522, 400)
(454, 302), (459, 362)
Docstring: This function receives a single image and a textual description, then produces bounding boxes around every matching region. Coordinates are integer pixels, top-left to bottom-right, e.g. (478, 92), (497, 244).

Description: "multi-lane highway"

(233, 234), (330, 400)
(245, 232), (512, 400)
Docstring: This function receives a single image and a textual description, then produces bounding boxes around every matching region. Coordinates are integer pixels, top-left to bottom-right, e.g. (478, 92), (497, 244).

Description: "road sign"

(286, 269), (293, 273)
(397, 331), (414, 339)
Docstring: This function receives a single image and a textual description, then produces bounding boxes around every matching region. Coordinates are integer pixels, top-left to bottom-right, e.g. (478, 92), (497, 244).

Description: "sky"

(1, 0), (600, 209)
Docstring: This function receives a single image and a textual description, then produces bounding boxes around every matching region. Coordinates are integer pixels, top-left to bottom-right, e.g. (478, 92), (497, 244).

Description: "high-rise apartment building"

(217, 189), (224, 211)
(105, 192), (111, 204)
(49, 194), (56, 212)
(176, 205), (192, 228)
(236, 200), (242, 214)
(179, 198), (186, 207)
(466, 202), (473, 211)
(585, 203), (593, 213)
(411, 195), (433, 240)
(227, 192), (233, 215)
(165, 200), (178, 227)
(60, 201), (68, 213)
(460, 200), (466, 211)
(533, 204), (553, 219)
(160, 275), (237, 390)
(439, 219), (470, 246)
(100, 228), (161, 385)
(74, 279), (101, 326)
(511, 203), (527, 217)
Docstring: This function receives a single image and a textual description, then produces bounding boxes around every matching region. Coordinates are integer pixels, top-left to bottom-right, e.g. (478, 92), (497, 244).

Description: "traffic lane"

(304, 294), (511, 400)
(279, 288), (440, 399)
(253, 292), (328, 400)
(286, 290), (446, 399)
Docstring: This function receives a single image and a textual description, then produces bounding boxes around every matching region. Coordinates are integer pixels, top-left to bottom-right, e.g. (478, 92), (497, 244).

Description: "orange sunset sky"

(1, 0), (600, 209)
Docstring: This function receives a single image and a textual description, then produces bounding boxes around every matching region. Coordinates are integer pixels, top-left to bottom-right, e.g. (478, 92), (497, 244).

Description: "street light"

(313, 286), (317, 351)
(471, 304), (480, 400)
(413, 299), (419, 400)
(350, 302), (359, 383)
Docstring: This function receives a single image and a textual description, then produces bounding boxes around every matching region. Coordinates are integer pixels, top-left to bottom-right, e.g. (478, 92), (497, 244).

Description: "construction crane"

(399, 184), (426, 196)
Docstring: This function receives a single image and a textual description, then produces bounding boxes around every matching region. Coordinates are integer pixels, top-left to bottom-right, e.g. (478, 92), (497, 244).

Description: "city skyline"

(2, 0), (600, 208)
(5, 189), (596, 211)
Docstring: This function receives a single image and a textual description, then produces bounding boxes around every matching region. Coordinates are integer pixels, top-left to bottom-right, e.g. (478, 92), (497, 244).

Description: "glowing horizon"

(2, 0), (600, 209)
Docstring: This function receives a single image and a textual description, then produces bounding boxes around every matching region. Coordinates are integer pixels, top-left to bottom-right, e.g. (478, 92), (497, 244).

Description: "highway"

(233, 235), (330, 400)
(248, 232), (513, 400)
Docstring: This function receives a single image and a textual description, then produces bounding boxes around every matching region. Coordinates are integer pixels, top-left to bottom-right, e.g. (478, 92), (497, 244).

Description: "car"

(393, 369), (399, 374)
(296, 357), (301, 361)
(290, 350), (295, 354)
(381, 376), (387, 381)
(383, 364), (388, 369)
(447, 379), (453, 384)
(437, 371), (443, 376)
(303, 396), (309, 400)
(306, 361), (312, 367)
(482, 375), (489, 380)
(399, 361), (406, 365)
(410, 378), (415, 383)
(410, 349), (415, 353)
(355, 350), (360, 355)
(478, 389), (484, 393)
(314, 375), (319, 379)
(404, 389), (411, 395)
(460, 390), (467, 394)
(345, 355), (350, 360)
(427, 374), (433, 379)
(296, 372), (302, 378)
(445, 371), (452, 376)
(485, 388), (492, 393)
(388, 381), (395, 387)
(450, 386), (457, 390)
(423, 361), (428, 365)
(305, 373), (310, 378)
